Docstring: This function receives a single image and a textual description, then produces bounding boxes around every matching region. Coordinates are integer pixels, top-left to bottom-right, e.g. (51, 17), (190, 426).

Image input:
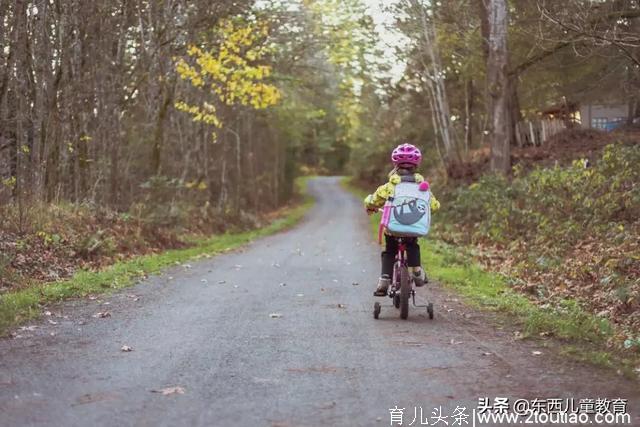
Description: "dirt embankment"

(450, 127), (640, 182)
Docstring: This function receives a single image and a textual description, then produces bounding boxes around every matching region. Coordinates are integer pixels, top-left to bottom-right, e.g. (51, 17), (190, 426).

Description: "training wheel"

(427, 302), (434, 320)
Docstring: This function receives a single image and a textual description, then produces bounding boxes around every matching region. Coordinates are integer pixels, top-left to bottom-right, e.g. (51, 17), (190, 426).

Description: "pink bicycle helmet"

(391, 143), (422, 166)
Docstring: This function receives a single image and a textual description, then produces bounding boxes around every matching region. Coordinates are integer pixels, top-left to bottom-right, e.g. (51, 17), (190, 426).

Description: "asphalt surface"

(1, 177), (639, 427)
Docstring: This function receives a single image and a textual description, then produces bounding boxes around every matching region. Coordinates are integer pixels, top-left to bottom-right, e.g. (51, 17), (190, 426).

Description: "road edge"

(0, 177), (316, 337)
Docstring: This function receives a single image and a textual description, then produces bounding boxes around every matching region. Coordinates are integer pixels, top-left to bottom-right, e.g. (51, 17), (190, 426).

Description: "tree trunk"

(412, 0), (461, 172)
(152, 79), (174, 176)
(507, 73), (521, 146)
(464, 79), (473, 154)
(486, 0), (511, 174)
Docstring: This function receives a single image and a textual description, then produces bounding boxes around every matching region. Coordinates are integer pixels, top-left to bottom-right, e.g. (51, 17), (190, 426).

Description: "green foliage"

(76, 231), (117, 259)
(138, 176), (188, 227)
(297, 0), (378, 171)
(441, 143), (640, 351)
(447, 144), (640, 250)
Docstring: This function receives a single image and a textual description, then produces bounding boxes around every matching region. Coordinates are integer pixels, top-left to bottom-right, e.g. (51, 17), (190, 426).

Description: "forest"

(1, 0), (638, 208)
(0, 1), (639, 353)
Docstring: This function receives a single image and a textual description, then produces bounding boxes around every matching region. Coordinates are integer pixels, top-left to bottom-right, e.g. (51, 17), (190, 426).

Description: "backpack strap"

(378, 197), (394, 244)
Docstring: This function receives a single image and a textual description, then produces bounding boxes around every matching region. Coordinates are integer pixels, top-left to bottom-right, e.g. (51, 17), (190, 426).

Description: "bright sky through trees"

(362, 0), (408, 82)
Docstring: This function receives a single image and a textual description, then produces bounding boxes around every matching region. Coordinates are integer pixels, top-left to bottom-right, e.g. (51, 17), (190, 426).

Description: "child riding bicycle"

(364, 143), (440, 297)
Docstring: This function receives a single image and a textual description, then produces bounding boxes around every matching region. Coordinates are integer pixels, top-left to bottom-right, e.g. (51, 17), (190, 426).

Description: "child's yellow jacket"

(364, 173), (441, 211)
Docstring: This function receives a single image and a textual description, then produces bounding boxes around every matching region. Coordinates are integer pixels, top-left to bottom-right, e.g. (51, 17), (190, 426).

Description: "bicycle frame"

(391, 241), (409, 294)
(390, 238), (429, 310)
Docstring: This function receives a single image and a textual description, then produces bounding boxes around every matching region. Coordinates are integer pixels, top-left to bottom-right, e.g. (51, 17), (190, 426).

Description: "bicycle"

(373, 237), (434, 320)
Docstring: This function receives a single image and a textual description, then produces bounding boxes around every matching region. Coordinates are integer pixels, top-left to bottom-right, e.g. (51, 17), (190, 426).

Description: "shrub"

(447, 143), (640, 252)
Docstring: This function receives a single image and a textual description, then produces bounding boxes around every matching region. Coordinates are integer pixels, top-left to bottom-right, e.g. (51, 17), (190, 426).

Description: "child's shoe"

(411, 267), (428, 287)
(373, 275), (391, 296)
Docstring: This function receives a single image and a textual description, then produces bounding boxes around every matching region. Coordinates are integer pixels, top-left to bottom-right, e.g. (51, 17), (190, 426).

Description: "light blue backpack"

(382, 181), (431, 238)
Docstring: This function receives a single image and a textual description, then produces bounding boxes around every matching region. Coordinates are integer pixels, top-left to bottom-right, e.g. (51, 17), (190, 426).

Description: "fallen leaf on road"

(400, 341), (424, 347)
(73, 392), (120, 406)
(532, 351), (542, 356)
(93, 311), (111, 318)
(287, 366), (340, 373)
(269, 313), (282, 319)
(318, 401), (336, 410)
(151, 386), (185, 396)
(121, 345), (133, 352)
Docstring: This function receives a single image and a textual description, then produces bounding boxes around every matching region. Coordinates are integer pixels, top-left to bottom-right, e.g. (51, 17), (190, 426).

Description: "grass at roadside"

(0, 178), (315, 336)
(341, 177), (638, 375)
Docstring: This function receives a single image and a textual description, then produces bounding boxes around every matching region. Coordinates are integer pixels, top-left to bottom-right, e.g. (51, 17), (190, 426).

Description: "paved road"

(1, 177), (638, 427)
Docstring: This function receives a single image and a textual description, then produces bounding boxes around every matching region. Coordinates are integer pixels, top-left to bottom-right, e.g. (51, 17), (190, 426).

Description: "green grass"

(421, 238), (613, 342)
(342, 177), (640, 370)
(0, 178), (314, 336)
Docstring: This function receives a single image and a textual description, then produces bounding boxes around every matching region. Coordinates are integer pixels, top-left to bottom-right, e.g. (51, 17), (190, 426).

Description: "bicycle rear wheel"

(399, 267), (410, 319)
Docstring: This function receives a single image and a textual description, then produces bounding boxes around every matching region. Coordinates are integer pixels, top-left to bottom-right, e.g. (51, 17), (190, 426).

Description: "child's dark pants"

(381, 234), (420, 277)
